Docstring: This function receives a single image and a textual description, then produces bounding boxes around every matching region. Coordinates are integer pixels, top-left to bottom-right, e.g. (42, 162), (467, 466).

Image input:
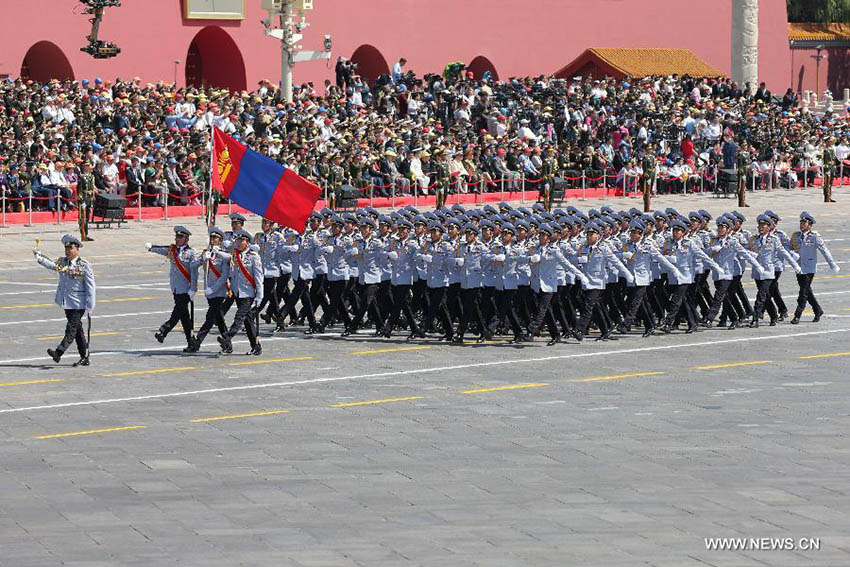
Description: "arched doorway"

(350, 45), (389, 84)
(466, 56), (498, 81)
(185, 26), (247, 91)
(20, 41), (74, 83)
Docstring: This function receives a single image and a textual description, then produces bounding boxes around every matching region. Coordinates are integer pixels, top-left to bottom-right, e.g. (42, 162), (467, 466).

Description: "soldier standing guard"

(34, 234), (96, 366)
(737, 141), (751, 208)
(541, 148), (558, 212)
(76, 161), (96, 242)
(434, 150), (450, 210)
(327, 153), (347, 210)
(822, 137), (838, 203)
(641, 145), (656, 213)
(145, 226), (199, 351)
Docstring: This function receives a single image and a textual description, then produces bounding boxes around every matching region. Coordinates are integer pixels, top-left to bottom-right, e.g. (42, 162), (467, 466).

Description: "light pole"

(813, 44), (825, 99)
(173, 59), (180, 87)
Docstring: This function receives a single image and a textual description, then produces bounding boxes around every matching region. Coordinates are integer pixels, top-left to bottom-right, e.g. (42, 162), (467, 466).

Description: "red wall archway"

(466, 56), (498, 81)
(20, 41), (74, 82)
(185, 26), (247, 91)
(350, 44), (389, 84)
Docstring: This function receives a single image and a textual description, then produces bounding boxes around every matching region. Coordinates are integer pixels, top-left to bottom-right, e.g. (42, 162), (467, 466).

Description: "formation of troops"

(31, 202), (841, 363)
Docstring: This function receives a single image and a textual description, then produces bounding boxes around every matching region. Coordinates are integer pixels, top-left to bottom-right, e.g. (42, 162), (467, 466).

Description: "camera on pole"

(79, 0), (122, 59)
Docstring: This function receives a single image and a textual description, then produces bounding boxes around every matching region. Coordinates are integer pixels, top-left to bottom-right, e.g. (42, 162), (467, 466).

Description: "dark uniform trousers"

(258, 276), (282, 320)
(528, 292), (560, 339)
(275, 273), (291, 305)
(447, 282), (464, 323)
(621, 286), (654, 330)
(422, 286), (453, 337)
(576, 288), (610, 335)
(412, 278), (429, 315)
(384, 284), (419, 334)
(226, 296), (259, 348)
(479, 286), (497, 327)
(732, 274), (753, 316)
(160, 292), (193, 342)
(349, 283), (384, 330)
(195, 297), (229, 345)
(769, 270), (788, 315)
(664, 284), (697, 328)
(752, 278), (778, 322)
(321, 279), (353, 328)
(706, 279), (737, 323)
(282, 278), (316, 327)
(795, 273), (822, 318)
(488, 288), (524, 338)
(457, 287), (486, 338)
(58, 309), (88, 356)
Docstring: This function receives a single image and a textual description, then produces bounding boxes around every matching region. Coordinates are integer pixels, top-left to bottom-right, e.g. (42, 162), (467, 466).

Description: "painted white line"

(0, 310), (172, 327)
(0, 285), (171, 297)
(0, 335), (296, 364)
(0, 327), (846, 415)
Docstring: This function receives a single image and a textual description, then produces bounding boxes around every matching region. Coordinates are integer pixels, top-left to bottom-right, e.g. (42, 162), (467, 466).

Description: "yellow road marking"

(572, 372), (665, 383)
(0, 295), (160, 309)
(191, 409), (289, 422)
(38, 331), (120, 341)
(0, 379), (63, 387)
(332, 396), (423, 407)
(799, 351), (850, 360)
(694, 360), (771, 370)
(461, 383), (550, 393)
(103, 366), (196, 377)
(35, 425), (148, 440)
(348, 346), (431, 355)
(228, 356), (313, 367)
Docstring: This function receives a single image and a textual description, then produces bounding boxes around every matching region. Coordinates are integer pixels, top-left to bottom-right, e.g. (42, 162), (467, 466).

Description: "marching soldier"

(254, 218), (284, 326)
(454, 223), (488, 343)
(145, 226), (199, 351)
(381, 219), (421, 338)
(188, 226), (231, 352)
(790, 211), (841, 324)
(822, 137), (838, 203)
(317, 215), (353, 333)
(213, 229), (264, 355)
(33, 234), (96, 366)
(746, 215), (800, 327)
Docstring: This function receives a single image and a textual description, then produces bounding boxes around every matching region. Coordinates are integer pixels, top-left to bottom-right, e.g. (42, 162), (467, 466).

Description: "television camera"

(79, 0), (122, 59)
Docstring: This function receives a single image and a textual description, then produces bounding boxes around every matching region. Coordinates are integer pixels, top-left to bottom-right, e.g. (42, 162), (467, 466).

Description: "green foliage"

(787, 0), (850, 22)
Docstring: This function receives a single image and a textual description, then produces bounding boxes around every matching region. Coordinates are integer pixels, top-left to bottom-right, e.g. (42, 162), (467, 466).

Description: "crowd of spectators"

(2, 61), (850, 213)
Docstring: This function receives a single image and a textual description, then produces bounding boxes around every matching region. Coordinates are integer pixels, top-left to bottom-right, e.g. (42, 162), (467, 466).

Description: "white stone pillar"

(731, 0), (759, 90)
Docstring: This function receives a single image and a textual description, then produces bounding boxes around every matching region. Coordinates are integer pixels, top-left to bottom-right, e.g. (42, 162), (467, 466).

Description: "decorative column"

(731, 0), (759, 91)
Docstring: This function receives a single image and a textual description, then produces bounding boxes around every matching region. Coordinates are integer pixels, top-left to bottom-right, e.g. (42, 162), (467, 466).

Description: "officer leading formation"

(131, 205), (839, 357)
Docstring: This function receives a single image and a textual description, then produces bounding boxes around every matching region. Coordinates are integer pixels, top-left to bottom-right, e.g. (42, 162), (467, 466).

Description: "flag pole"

(207, 125), (215, 227)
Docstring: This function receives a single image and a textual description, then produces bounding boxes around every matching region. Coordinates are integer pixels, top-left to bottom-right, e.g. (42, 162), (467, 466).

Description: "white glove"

(350, 247), (360, 256)
(421, 254), (433, 263)
(252, 297), (262, 309)
(144, 242), (152, 251)
(530, 254), (541, 264)
(576, 256), (587, 264)
(222, 239), (232, 249)
(188, 290), (196, 302)
(759, 269), (770, 279)
(494, 254), (506, 262)
(455, 257), (465, 267)
(622, 252), (634, 260)
(580, 275), (590, 286)
(626, 274), (635, 285)
(202, 251), (211, 261)
(833, 265), (841, 273)
(249, 244), (260, 252)
(33, 249), (40, 257)
(674, 270), (685, 281)
(387, 251), (399, 261)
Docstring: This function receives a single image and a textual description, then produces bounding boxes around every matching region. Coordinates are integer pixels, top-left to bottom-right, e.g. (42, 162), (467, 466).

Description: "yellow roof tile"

(587, 48), (724, 78)
(788, 22), (850, 42)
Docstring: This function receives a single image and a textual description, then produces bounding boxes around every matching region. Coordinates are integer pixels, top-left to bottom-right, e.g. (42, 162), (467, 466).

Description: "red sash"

(235, 251), (257, 289)
(208, 259), (232, 295)
(169, 245), (191, 282)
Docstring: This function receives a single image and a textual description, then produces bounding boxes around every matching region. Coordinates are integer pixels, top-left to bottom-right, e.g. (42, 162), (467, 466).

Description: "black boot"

(47, 348), (62, 363)
(217, 335), (233, 354)
(154, 330), (166, 343)
(72, 356), (89, 367)
(790, 316), (800, 325)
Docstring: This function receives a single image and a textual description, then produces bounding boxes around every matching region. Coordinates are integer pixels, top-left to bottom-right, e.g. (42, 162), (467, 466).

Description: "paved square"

(1, 190), (849, 566)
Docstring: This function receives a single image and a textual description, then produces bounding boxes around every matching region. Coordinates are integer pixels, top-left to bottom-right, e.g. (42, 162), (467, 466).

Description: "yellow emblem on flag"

(218, 145), (233, 184)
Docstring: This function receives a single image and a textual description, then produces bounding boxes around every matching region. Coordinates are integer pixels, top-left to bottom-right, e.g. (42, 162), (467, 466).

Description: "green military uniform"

(641, 152), (656, 212)
(737, 147), (751, 207)
(434, 153), (450, 210)
(327, 158), (347, 209)
(541, 153), (558, 211)
(822, 143), (837, 203)
(77, 168), (96, 242)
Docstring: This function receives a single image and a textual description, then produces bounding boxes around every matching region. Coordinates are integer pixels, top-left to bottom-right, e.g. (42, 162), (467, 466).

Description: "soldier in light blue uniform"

(318, 215), (353, 333)
(572, 222), (635, 342)
(274, 226), (297, 321)
(790, 211), (840, 323)
(660, 219), (724, 333)
(746, 214), (801, 327)
(617, 219), (681, 337)
(188, 226), (231, 352)
(416, 221), (454, 341)
(213, 229), (263, 355)
(528, 224), (587, 345)
(34, 234), (96, 366)
(254, 218), (284, 326)
(454, 223), (490, 343)
(280, 213), (319, 329)
(343, 218), (386, 336)
(381, 219), (421, 338)
(703, 214), (766, 329)
(486, 223), (530, 343)
(145, 226), (199, 350)
(763, 210), (790, 319)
